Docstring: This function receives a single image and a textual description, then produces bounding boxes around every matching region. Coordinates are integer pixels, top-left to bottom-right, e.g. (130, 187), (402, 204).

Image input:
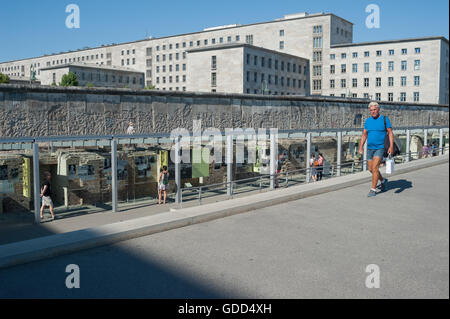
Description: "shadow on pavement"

(387, 179), (413, 194)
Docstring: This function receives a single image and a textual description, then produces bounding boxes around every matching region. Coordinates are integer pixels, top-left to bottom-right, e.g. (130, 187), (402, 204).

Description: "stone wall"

(0, 84), (448, 138)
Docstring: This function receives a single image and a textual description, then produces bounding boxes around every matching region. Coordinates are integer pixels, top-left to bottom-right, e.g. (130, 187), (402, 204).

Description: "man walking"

(359, 102), (394, 197)
(40, 171), (55, 221)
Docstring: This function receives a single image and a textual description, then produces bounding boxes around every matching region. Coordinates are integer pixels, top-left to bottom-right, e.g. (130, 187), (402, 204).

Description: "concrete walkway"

(0, 154), (448, 269)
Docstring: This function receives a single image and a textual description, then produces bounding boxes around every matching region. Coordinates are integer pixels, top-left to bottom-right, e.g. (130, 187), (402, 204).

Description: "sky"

(0, 0), (448, 62)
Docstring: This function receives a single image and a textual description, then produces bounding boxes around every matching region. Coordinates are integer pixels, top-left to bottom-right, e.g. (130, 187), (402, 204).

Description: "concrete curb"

(0, 155), (448, 269)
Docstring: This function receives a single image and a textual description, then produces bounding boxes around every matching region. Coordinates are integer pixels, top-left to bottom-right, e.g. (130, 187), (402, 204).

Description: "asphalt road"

(0, 163), (448, 298)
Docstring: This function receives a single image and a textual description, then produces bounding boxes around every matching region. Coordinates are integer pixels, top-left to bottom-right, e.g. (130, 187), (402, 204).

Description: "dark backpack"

(383, 116), (401, 158)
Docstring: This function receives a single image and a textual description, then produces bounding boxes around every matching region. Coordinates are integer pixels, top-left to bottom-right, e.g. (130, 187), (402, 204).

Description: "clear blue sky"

(0, 0), (448, 62)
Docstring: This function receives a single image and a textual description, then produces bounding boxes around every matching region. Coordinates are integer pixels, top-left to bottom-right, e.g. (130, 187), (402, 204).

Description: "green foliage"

(86, 82), (94, 88)
(51, 82), (57, 86)
(0, 73), (10, 84)
(60, 72), (79, 87)
(145, 85), (156, 90)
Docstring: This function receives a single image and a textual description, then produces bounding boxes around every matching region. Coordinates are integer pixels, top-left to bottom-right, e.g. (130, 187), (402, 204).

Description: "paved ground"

(0, 163), (448, 298)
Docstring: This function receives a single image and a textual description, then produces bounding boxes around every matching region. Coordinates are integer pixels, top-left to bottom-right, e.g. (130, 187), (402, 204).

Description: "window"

(313, 37), (322, 48)
(388, 93), (393, 102)
(401, 61), (407, 71)
(352, 63), (358, 73)
(245, 35), (253, 45)
(246, 54), (250, 65)
(402, 48), (407, 55)
(376, 62), (382, 72)
(414, 76), (420, 86)
(341, 64), (346, 74)
(281, 61), (284, 71)
(375, 93), (381, 101)
(376, 50), (382, 56)
(415, 47), (421, 54)
(364, 93), (369, 99)
(388, 77), (394, 87)
(211, 56), (217, 69)
(330, 54), (335, 60)
(211, 73), (216, 86)
(389, 49), (394, 55)
(414, 60), (420, 70)
(280, 29), (284, 36)
(400, 92), (406, 102)
(388, 61), (394, 71)
(313, 79), (322, 90)
(313, 51), (322, 62)
(280, 41), (284, 49)
(352, 52), (358, 58)
(146, 47), (152, 56)
(254, 56), (258, 66)
(341, 79), (346, 88)
(330, 65), (335, 74)
(352, 78), (357, 88)
(254, 72), (257, 82)
(330, 79), (335, 89)
(269, 58), (272, 69)
(414, 92), (420, 102)
(376, 77), (381, 87)
(227, 36), (232, 42)
(364, 78), (369, 87)
(364, 51), (370, 57)
(275, 60), (278, 70)
(341, 53), (347, 59)
(313, 65), (322, 76)
(182, 64), (186, 71)
(313, 26), (322, 33)
(401, 76), (407, 86)
(364, 63), (369, 72)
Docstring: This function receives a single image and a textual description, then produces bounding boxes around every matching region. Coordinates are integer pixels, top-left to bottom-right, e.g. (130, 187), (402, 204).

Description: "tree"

(0, 73), (10, 84)
(59, 72), (79, 87)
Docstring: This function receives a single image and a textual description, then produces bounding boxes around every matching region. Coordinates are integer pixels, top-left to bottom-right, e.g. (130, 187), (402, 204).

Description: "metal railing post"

(363, 141), (368, 171)
(227, 133), (233, 196)
(439, 128), (444, 156)
(337, 130), (342, 177)
(32, 141), (40, 224)
(175, 136), (181, 204)
(111, 139), (118, 213)
(285, 171), (289, 188)
(270, 129), (277, 189)
(406, 129), (411, 162)
(199, 186), (202, 205)
(306, 132), (311, 182)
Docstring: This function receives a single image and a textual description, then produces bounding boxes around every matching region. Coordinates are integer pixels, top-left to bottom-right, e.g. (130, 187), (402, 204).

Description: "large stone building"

(0, 11), (448, 103)
(186, 43), (309, 95)
(39, 63), (145, 89)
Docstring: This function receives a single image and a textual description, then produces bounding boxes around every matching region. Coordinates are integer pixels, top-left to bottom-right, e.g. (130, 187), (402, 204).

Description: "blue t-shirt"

(364, 115), (391, 150)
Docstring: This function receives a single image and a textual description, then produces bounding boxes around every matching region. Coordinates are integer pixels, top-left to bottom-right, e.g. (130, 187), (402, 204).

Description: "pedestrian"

(40, 171), (55, 221)
(126, 121), (136, 135)
(317, 153), (324, 181)
(310, 154), (317, 182)
(422, 144), (429, 158)
(158, 166), (169, 205)
(431, 142), (438, 157)
(358, 101), (394, 197)
(275, 154), (283, 188)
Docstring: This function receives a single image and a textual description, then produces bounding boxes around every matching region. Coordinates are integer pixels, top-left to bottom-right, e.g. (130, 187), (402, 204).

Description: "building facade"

(186, 43), (309, 95)
(0, 11), (448, 103)
(324, 37), (449, 104)
(39, 63), (145, 89)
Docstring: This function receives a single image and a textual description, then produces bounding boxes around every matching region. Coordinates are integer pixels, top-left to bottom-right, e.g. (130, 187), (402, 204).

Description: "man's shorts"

(159, 183), (167, 191)
(42, 196), (53, 207)
(367, 149), (384, 160)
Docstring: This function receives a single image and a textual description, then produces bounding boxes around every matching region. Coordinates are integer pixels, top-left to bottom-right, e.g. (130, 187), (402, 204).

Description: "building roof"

(0, 12), (346, 64)
(187, 43), (309, 61)
(40, 63), (144, 74)
(331, 36), (449, 48)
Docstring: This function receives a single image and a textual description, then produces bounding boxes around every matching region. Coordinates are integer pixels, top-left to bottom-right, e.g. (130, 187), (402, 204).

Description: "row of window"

(330, 47), (421, 60)
(157, 87), (187, 91)
(155, 52), (187, 62)
(329, 76), (421, 89)
(70, 71), (143, 85)
(155, 64), (187, 73)
(245, 89), (299, 95)
(155, 75), (186, 84)
(121, 49), (136, 56)
(329, 92), (421, 102)
(245, 54), (307, 74)
(245, 71), (307, 88)
(329, 60), (421, 74)
(154, 35), (243, 52)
